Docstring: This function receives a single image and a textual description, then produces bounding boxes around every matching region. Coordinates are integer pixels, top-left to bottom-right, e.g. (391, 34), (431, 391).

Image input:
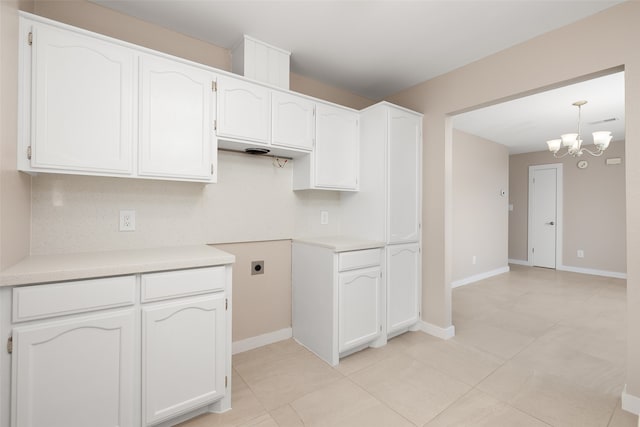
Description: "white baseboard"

(451, 266), (510, 288)
(232, 327), (292, 355)
(558, 265), (627, 279)
(417, 320), (455, 340)
(622, 385), (640, 415)
(508, 258), (531, 266)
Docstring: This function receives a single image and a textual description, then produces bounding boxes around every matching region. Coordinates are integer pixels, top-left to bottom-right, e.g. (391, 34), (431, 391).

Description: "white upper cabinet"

(293, 103), (359, 191)
(19, 14), (216, 183)
(271, 91), (315, 151)
(341, 102), (422, 243)
(139, 54), (216, 182)
(315, 104), (359, 189)
(388, 110), (422, 243)
(216, 76), (270, 145)
(26, 21), (135, 175)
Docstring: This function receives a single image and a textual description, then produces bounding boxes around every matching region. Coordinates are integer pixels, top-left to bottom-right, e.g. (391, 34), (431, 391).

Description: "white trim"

(528, 163), (563, 269)
(451, 266), (510, 288)
(508, 258), (531, 266)
(232, 327), (292, 355)
(558, 265), (627, 279)
(622, 385), (640, 415)
(416, 320), (455, 339)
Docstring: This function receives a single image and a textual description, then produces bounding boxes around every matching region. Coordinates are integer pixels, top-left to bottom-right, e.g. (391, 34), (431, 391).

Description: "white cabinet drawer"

(338, 249), (381, 272)
(12, 275), (136, 323)
(141, 266), (225, 302)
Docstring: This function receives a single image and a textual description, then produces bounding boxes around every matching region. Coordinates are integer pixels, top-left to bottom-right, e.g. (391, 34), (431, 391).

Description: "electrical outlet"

(251, 260), (264, 275)
(472, 255), (477, 265)
(119, 210), (136, 232)
(577, 249), (584, 258)
(320, 210), (329, 225)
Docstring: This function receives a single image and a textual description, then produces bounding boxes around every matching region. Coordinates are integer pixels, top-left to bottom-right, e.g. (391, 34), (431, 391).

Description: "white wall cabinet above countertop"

(17, 12), (363, 190)
(18, 13), (218, 183)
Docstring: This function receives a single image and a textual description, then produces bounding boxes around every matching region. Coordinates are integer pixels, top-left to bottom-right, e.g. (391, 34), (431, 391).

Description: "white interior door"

(529, 165), (560, 268)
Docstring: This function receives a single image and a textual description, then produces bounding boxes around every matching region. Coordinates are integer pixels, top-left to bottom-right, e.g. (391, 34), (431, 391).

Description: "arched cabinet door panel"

(11, 310), (136, 427)
(29, 23), (135, 175)
(142, 294), (226, 426)
(387, 243), (420, 334)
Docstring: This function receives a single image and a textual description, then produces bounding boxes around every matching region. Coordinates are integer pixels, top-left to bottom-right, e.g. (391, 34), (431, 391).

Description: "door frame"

(527, 163), (563, 268)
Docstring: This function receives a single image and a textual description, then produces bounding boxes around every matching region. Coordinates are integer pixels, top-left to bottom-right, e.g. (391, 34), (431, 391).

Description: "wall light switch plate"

(320, 210), (329, 225)
(119, 210), (136, 232)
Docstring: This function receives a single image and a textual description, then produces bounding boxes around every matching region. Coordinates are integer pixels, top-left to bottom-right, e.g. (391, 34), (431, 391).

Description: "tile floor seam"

(419, 385), (479, 427)
(282, 402), (307, 426)
(342, 374), (420, 426)
(475, 385), (555, 427)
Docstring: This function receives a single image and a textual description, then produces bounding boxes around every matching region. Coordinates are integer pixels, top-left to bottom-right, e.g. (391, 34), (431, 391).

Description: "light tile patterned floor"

(179, 265), (638, 426)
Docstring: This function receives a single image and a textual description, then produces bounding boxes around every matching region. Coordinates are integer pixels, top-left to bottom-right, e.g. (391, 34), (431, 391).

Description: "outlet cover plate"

(119, 210), (136, 232)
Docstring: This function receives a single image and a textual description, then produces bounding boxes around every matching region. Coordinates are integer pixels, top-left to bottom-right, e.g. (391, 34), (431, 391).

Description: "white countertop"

(293, 236), (384, 252)
(0, 245), (235, 287)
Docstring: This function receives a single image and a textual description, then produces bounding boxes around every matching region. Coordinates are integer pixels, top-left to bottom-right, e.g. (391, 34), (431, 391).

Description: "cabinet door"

(143, 294), (226, 426)
(30, 23), (135, 174)
(216, 76), (270, 144)
(387, 244), (420, 335)
(12, 310), (135, 427)
(139, 54), (216, 181)
(388, 110), (421, 243)
(315, 104), (359, 190)
(339, 267), (381, 353)
(271, 91), (314, 151)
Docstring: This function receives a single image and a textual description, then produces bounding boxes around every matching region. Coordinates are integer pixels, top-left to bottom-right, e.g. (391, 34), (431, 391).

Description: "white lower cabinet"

(338, 267), (380, 353)
(387, 243), (421, 335)
(143, 294), (226, 426)
(292, 241), (382, 366)
(4, 264), (232, 427)
(11, 310), (136, 427)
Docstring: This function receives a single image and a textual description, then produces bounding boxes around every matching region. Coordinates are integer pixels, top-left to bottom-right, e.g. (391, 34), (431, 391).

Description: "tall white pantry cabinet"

(342, 102), (423, 338)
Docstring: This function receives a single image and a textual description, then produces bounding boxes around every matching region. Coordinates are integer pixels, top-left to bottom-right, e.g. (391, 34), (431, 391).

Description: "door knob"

(546, 221), (555, 225)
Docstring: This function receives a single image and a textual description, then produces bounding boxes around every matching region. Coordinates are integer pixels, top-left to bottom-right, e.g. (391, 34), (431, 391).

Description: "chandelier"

(546, 100), (613, 157)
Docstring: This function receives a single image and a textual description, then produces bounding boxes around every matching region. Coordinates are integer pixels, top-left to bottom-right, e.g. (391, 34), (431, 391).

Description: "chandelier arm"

(580, 147), (604, 157)
(553, 150), (572, 159)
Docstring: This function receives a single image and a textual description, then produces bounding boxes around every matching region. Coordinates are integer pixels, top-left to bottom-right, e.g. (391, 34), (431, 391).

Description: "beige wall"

(0, 0), (31, 270)
(509, 142), (626, 273)
(452, 130), (508, 282)
(215, 240), (291, 342)
(388, 1), (640, 398)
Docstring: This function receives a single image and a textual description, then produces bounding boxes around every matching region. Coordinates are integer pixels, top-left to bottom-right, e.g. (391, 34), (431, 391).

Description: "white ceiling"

(92, 0), (623, 100)
(453, 72), (625, 155)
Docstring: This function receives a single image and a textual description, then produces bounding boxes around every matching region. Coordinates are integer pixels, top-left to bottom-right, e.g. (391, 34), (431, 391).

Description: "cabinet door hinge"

(28, 32), (33, 46)
(532, 248), (535, 253)
(7, 336), (12, 354)
(212, 81), (217, 92)
(213, 120), (217, 131)
(225, 298), (228, 311)
(225, 375), (228, 388)
(211, 164), (214, 176)
(379, 325), (382, 332)
(27, 146), (32, 160)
